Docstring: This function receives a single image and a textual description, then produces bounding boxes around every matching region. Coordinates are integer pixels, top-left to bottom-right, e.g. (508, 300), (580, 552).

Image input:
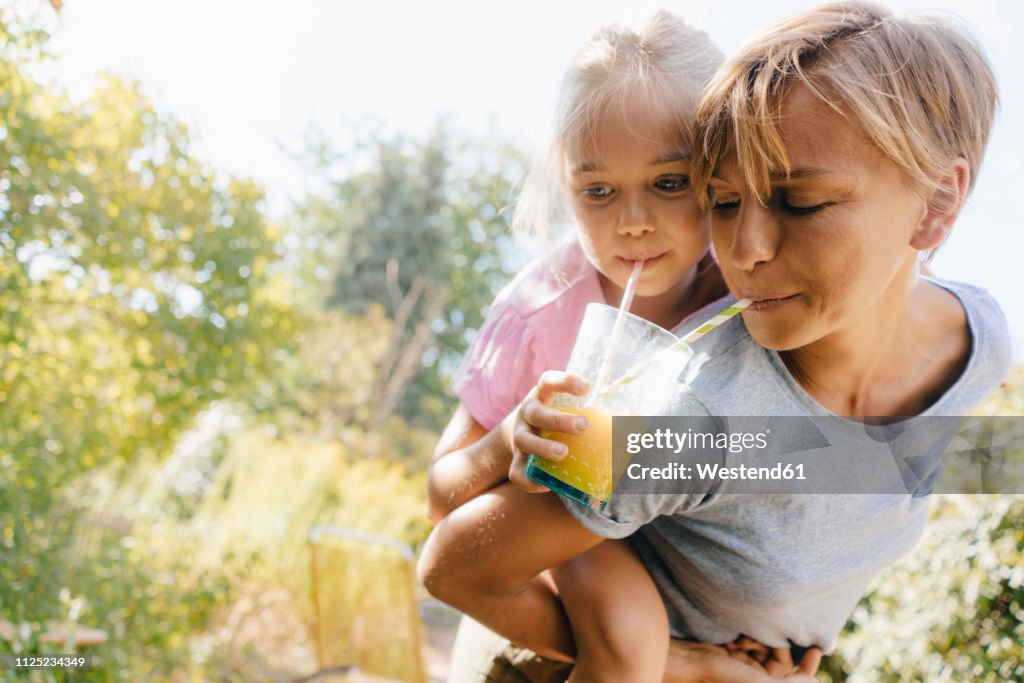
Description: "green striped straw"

(679, 298), (752, 346)
(590, 298), (752, 401)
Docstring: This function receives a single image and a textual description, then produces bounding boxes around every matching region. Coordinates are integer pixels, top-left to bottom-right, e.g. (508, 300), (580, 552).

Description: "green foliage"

(195, 428), (430, 570)
(0, 7), (299, 664)
(820, 495), (1023, 682)
(290, 126), (523, 433)
(93, 425), (429, 679)
(0, 9), (444, 681)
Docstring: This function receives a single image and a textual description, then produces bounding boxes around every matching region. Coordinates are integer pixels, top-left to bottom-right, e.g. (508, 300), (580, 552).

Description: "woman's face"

(708, 83), (928, 351)
(564, 108), (709, 300)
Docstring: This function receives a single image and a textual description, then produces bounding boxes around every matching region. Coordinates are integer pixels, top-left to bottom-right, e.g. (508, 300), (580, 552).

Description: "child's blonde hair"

(513, 10), (722, 246)
(692, 1), (998, 216)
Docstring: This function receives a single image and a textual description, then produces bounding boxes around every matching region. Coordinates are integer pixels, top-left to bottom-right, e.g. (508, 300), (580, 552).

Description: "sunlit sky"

(43, 0), (1024, 356)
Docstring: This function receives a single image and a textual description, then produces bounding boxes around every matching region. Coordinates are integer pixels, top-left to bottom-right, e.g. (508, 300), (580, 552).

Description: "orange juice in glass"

(525, 303), (693, 510)
(534, 406), (615, 505)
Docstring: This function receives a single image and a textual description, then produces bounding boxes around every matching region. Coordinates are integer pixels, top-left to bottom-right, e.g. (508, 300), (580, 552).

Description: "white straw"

(594, 297), (752, 400)
(591, 261), (644, 398)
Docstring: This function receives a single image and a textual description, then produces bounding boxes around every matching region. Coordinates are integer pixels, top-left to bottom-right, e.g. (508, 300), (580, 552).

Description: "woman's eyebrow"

(769, 166), (850, 181)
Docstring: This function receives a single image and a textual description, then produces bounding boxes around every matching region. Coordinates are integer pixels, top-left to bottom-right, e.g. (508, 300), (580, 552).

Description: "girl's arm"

(418, 479), (606, 661)
(426, 403), (518, 522)
(426, 371), (589, 520)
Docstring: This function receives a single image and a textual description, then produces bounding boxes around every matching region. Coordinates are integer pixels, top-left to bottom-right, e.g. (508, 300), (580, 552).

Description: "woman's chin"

(743, 317), (812, 352)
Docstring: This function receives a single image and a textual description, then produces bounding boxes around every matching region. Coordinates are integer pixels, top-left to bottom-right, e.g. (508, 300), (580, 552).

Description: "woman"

(419, 3), (1010, 680)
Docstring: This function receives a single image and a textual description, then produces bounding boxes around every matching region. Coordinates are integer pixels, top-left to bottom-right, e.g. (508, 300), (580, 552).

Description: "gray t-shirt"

(562, 279), (1011, 650)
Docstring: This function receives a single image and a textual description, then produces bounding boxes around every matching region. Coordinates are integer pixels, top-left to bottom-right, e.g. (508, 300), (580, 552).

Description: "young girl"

(426, 11), (787, 683)
(422, 2), (1009, 682)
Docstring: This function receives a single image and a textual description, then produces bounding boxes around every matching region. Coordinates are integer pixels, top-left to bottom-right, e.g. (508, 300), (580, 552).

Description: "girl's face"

(564, 108), (709, 302)
(708, 83), (929, 351)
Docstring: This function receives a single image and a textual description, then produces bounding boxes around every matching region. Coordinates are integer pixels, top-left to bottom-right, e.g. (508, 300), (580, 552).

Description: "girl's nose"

(618, 194), (656, 236)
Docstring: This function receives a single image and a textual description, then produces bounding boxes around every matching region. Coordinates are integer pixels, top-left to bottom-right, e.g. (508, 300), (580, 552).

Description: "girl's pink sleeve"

(452, 302), (547, 432)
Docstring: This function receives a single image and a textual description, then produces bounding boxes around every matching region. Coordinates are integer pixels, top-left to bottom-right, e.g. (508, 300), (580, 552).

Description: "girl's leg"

(551, 539), (669, 683)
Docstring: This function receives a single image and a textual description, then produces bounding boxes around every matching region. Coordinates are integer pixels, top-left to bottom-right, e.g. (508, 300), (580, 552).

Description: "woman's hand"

(665, 639), (822, 683)
(723, 636), (822, 678)
(508, 371), (590, 492)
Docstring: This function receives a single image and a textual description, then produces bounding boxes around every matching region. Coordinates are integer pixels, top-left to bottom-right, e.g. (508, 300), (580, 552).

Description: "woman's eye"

(783, 201), (831, 216)
(583, 185), (613, 200)
(654, 174), (690, 192)
(712, 198), (740, 212)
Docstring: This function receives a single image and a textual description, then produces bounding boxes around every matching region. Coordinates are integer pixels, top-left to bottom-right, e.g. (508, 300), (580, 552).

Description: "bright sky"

(45, 0), (1024, 356)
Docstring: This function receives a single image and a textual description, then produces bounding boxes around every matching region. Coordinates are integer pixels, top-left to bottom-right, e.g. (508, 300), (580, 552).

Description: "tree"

(288, 125), (523, 436)
(0, 9), (299, 624)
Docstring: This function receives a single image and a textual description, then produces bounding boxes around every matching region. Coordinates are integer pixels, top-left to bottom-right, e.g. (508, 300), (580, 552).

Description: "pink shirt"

(454, 240), (695, 430)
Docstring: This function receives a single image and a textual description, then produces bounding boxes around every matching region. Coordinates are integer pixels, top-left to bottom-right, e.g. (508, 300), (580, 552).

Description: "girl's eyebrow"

(571, 162), (600, 174)
(572, 151), (691, 174)
(653, 151), (691, 165)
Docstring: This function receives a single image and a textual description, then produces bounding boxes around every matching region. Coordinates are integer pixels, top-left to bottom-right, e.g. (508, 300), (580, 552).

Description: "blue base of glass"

(525, 455), (608, 511)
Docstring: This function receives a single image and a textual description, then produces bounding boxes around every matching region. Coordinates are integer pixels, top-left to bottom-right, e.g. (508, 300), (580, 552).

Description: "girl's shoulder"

(492, 240), (604, 322)
(453, 240), (605, 429)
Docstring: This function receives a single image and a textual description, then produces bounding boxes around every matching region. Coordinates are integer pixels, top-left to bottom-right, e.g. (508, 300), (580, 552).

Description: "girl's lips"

(621, 253), (665, 268)
(746, 294), (799, 312)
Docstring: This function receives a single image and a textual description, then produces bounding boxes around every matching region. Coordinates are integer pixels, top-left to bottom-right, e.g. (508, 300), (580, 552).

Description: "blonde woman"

(420, 3), (1010, 681)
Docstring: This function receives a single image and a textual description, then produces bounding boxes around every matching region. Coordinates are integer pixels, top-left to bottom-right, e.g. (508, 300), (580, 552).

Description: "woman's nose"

(618, 194), (656, 236)
(725, 203), (779, 271)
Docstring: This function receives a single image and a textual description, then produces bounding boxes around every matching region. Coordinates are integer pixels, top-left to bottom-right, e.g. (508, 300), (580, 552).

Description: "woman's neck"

(781, 278), (971, 418)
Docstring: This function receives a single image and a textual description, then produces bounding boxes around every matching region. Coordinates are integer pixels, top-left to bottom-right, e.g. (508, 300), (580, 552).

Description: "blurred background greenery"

(0, 5), (1020, 682)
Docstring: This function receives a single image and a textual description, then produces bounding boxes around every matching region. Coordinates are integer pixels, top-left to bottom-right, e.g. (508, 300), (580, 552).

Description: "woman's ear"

(910, 158), (971, 252)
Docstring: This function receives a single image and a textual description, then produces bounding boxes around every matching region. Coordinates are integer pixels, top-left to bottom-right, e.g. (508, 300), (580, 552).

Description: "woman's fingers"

(725, 635), (771, 666)
(724, 635), (814, 677)
(798, 647), (822, 675)
(764, 650), (795, 676)
(721, 647), (769, 671)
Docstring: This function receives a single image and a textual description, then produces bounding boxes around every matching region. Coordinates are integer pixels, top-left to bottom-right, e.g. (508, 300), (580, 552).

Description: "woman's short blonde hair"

(692, 1), (998, 212)
(513, 11), (722, 244)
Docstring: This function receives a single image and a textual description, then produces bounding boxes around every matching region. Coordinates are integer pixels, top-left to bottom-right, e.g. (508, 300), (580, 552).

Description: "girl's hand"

(508, 371), (590, 493)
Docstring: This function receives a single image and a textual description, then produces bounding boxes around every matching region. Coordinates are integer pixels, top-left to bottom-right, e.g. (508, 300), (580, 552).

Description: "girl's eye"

(583, 185), (613, 200)
(654, 174), (690, 193)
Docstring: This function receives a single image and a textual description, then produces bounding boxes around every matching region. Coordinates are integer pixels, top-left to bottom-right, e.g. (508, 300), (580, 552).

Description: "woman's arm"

(426, 403), (519, 522)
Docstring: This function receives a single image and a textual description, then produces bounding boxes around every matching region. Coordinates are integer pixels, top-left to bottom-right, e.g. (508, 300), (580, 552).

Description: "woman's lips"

(746, 294), (799, 311)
